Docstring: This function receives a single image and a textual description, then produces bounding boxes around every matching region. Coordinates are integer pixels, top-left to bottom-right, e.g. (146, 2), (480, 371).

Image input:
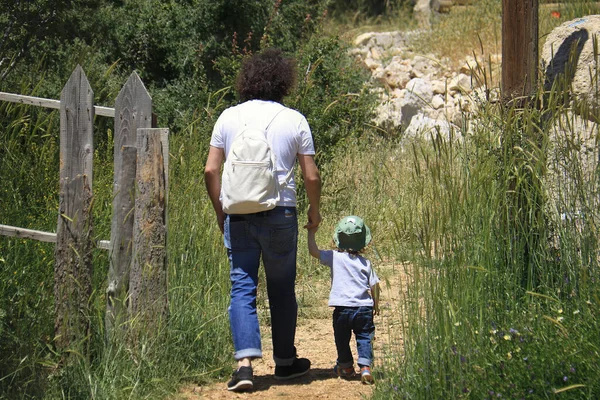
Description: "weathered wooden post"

(106, 72), (152, 335)
(128, 128), (169, 339)
(501, 0), (545, 289)
(54, 65), (94, 355)
(502, 0), (539, 102)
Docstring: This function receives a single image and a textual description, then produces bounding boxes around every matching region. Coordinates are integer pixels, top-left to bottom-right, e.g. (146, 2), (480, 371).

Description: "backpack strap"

(236, 106), (295, 190)
(264, 107), (286, 132)
(263, 108), (295, 190)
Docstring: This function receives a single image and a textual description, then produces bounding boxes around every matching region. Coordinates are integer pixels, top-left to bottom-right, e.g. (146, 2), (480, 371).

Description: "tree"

(0, 0), (105, 82)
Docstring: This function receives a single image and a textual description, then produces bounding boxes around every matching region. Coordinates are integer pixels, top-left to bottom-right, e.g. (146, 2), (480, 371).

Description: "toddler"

(307, 215), (380, 384)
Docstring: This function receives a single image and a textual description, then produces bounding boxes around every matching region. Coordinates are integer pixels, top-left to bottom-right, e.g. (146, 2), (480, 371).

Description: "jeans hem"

(234, 348), (262, 360)
(357, 357), (371, 367)
(273, 355), (297, 366)
(336, 360), (354, 368)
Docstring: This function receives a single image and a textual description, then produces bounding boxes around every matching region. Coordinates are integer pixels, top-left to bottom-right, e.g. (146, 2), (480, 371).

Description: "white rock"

(354, 32), (376, 47)
(374, 98), (404, 129)
(431, 80), (447, 95)
(432, 95), (445, 109)
(364, 57), (381, 70)
(541, 15), (600, 121)
(449, 73), (474, 93)
(370, 47), (382, 61)
(401, 78), (434, 127)
(403, 113), (456, 142)
(374, 33), (394, 50)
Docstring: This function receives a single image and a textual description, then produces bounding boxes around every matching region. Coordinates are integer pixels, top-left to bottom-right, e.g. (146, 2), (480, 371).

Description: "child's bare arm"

(307, 227), (321, 259)
(371, 282), (381, 316)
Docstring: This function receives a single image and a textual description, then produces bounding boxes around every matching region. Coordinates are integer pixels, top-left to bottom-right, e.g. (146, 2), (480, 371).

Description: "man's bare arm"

(298, 154), (321, 229)
(204, 146), (226, 233)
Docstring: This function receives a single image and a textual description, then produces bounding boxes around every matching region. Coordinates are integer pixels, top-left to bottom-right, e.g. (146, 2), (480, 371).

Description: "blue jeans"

(224, 206), (299, 366)
(332, 306), (375, 367)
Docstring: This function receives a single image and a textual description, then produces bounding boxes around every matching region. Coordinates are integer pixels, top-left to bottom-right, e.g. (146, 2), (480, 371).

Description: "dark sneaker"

(227, 366), (253, 392)
(274, 357), (311, 380)
(334, 364), (355, 379)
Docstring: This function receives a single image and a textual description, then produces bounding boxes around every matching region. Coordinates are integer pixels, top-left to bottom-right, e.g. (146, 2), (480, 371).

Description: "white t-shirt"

(210, 100), (315, 207)
(319, 250), (380, 308)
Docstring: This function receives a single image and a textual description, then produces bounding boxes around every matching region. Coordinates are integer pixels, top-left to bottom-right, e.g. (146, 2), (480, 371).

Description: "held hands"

(304, 205), (322, 230)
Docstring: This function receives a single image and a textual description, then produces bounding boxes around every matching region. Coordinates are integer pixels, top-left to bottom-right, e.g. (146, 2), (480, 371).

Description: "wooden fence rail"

(0, 91), (115, 117)
(0, 65), (169, 354)
(0, 224), (110, 249)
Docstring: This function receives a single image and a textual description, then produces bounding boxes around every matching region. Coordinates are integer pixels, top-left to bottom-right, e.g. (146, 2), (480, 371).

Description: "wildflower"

(557, 316), (564, 322)
(573, 310), (580, 315)
(509, 328), (518, 335)
(507, 352), (512, 360)
(551, 10), (561, 18)
(570, 366), (576, 373)
(563, 376), (568, 382)
(503, 334), (511, 341)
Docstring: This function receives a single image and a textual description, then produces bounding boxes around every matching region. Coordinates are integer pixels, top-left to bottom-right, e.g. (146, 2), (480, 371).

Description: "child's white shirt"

(319, 250), (379, 307)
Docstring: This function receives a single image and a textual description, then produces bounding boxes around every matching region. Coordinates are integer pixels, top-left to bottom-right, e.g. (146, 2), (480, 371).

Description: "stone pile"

(351, 30), (501, 140)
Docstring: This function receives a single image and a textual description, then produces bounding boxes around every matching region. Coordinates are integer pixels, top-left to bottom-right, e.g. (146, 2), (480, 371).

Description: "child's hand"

(307, 225), (320, 259)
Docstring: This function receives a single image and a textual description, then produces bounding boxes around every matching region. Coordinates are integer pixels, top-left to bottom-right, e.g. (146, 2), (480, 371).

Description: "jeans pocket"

(269, 225), (297, 254)
(356, 308), (375, 333)
(226, 219), (249, 250)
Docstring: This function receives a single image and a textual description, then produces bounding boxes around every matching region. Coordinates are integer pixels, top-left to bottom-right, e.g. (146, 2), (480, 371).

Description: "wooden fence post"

(128, 128), (169, 338)
(106, 72), (152, 335)
(54, 65), (94, 355)
(502, 0), (539, 103)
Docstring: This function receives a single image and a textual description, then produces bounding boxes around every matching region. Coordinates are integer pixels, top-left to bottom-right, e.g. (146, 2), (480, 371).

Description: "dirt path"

(177, 264), (405, 399)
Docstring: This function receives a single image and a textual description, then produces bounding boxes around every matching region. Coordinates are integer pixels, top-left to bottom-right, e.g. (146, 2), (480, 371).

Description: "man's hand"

(304, 204), (322, 230)
(217, 211), (225, 234)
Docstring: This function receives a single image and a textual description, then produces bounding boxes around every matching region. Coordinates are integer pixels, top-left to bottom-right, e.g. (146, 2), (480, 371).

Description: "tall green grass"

(318, 97), (600, 397)
(351, 92), (599, 399)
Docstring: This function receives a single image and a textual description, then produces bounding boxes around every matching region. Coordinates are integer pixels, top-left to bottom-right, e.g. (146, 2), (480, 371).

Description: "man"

(204, 48), (322, 392)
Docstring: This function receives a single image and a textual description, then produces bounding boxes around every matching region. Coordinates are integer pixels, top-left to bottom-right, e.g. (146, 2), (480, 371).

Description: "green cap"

(333, 216), (372, 251)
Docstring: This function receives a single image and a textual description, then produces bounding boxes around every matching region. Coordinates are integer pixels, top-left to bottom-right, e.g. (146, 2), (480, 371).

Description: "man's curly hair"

(236, 48), (297, 103)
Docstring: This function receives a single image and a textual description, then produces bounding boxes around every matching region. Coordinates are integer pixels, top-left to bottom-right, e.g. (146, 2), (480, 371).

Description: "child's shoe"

(360, 366), (374, 384)
(334, 364), (355, 379)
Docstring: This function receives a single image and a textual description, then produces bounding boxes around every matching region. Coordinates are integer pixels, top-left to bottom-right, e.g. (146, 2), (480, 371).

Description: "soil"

(176, 263), (407, 400)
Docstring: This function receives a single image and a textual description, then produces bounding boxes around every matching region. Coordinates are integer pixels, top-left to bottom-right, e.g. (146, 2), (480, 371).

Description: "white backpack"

(221, 108), (293, 214)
